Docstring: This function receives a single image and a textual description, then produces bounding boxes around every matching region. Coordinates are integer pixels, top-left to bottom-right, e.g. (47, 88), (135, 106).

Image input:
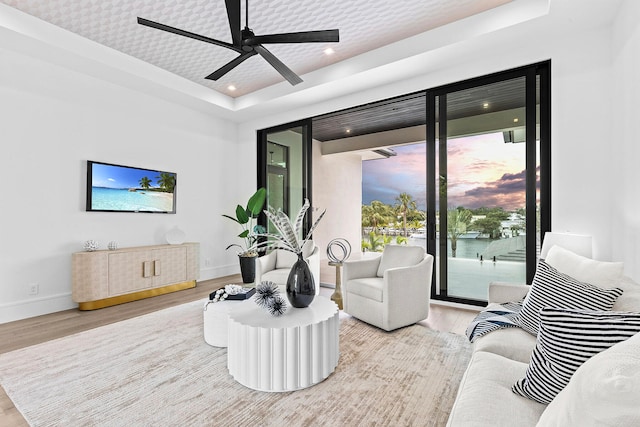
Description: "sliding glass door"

(427, 63), (550, 305)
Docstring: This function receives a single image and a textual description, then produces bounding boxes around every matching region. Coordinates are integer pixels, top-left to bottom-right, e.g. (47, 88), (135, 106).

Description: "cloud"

(362, 137), (535, 212)
(108, 178), (116, 182)
(451, 167), (540, 210)
(362, 143), (427, 207)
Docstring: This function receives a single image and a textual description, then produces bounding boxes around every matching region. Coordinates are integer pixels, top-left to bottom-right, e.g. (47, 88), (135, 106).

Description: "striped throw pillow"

(515, 261), (623, 335)
(513, 307), (640, 404)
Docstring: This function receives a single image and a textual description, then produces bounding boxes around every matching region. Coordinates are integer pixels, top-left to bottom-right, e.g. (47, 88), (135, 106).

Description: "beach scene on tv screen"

(91, 163), (175, 212)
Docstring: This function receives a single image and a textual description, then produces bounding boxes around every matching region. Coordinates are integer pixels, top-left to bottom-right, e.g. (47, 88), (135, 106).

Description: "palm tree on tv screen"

(139, 176), (152, 190)
(156, 173), (175, 193)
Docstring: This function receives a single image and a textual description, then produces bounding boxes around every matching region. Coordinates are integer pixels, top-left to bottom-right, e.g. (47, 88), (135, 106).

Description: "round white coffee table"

(227, 296), (340, 392)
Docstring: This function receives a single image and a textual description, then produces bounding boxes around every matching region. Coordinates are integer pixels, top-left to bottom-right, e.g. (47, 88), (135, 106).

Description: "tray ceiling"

(1, 0), (512, 98)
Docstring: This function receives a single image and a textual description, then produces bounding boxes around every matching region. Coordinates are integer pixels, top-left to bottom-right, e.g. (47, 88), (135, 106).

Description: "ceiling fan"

(137, 0), (339, 86)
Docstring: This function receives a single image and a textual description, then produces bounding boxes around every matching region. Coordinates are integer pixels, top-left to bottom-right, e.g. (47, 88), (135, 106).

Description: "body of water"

(91, 187), (174, 212)
(407, 236), (526, 300)
(407, 236), (490, 259)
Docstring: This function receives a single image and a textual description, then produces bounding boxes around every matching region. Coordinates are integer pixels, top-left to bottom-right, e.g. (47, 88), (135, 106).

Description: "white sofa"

(254, 240), (320, 295)
(447, 246), (640, 427)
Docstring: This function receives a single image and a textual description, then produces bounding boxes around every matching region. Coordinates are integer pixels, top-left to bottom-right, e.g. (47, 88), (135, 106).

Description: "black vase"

(239, 254), (257, 284)
(286, 254), (315, 308)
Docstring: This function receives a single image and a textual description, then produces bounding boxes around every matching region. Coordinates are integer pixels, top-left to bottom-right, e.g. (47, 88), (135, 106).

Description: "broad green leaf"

(221, 214), (240, 224)
(236, 204), (249, 224)
(247, 187), (266, 217)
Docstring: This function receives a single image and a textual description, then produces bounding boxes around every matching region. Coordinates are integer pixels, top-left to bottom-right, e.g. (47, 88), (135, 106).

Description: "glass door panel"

(266, 142), (289, 234)
(430, 73), (539, 304)
(258, 120), (312, 237)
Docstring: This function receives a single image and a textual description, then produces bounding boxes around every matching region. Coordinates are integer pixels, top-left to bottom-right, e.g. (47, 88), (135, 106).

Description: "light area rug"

(0, 300), (471, 427)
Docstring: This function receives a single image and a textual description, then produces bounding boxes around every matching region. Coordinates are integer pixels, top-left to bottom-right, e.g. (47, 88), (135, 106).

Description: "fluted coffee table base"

(227, 296), (340, 392)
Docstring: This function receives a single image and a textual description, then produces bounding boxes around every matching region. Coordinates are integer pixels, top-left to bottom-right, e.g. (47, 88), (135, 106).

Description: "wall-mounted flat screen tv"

(86, 161), (177, 213)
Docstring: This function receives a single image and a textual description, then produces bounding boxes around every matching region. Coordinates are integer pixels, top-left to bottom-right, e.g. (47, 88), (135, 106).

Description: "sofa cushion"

(545, 245), (624, 288)
(537, 331), (640, 427)
(472, 315), (537, 363)
(515, 261), (623, 335)
(512, 308), (640, 404)
(376, 244), (424, 278)
(446, 351), (546, 427)
(346, 277), (384, 302)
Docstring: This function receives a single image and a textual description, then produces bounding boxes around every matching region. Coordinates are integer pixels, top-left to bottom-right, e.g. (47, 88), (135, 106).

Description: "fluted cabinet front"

(227, 296), (340, 392)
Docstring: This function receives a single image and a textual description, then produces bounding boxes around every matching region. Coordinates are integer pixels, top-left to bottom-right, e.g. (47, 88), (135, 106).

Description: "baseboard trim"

(0, 266), (241, 324)
(0, 293), (77, 324)
(200, 265), (238, 281)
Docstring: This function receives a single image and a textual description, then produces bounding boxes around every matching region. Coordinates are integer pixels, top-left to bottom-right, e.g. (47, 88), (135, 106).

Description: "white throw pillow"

(614, 276), (640, 312)
(537, 330), (640, 427)
(275, 249), (298, 269)
(545, 245), (624, 288)
(376, 245), (425, 278)
(275, 241), (314, 269)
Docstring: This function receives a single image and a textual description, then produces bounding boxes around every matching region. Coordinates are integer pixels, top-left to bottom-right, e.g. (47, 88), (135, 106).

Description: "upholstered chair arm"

(255, 251), (277, 284)
(487, 281), (529, 304)
(305, 246), (321, 295)
(381, 254), (434, 331)
(383, 254), (433, 305)
(343, 256), (382, 282)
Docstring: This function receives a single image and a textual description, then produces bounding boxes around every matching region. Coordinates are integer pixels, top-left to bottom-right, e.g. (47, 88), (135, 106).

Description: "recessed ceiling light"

(513, 118), (519, 123)
(228, 85), (236, 91)
(346, 129), (351, 134)
(324, 48), (335, 55)
(483, 102), (489, 108)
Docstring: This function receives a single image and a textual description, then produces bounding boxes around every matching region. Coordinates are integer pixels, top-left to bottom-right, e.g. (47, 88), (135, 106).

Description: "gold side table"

(328, 261), (343, 310)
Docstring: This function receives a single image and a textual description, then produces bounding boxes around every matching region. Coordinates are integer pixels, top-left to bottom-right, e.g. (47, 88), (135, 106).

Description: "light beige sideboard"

(72, 242), (199, 310)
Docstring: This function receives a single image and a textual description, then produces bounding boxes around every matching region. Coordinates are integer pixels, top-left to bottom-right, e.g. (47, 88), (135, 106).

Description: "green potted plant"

(223, 187), (266, 283)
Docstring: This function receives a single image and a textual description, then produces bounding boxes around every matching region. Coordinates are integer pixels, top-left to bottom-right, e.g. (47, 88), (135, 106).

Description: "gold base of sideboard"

(77, 280), (197, 311)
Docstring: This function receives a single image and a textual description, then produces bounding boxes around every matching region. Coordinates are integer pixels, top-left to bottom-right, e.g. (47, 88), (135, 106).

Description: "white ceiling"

(0, 0), (513, 98)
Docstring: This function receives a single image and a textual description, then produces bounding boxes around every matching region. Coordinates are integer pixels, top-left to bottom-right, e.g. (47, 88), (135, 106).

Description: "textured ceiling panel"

(2, 0), (512, 97)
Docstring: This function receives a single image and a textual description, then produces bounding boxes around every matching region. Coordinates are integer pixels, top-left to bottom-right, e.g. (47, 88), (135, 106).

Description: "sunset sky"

(362, 132), (529, 211)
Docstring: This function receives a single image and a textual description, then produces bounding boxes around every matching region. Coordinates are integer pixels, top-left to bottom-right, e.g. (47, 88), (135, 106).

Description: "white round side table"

(203, 299), (249, 347)
(227, 296), (340, 392)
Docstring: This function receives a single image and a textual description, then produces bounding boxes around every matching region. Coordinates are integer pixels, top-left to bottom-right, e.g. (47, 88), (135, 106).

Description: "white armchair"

(255, 240), (320, 295)
(343, 245), (433, 332)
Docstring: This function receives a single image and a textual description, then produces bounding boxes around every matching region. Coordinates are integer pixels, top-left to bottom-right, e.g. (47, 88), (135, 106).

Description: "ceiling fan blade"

(137, 17), (241, 52)
(225, 0), (241, 46)
(247, 29), (339, 45)
(205, 51), (257, 81)
(254, 45), (303, 86)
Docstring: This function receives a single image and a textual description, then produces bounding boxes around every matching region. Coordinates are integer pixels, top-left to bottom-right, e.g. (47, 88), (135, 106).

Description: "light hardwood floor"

(0, 273), (478, 426)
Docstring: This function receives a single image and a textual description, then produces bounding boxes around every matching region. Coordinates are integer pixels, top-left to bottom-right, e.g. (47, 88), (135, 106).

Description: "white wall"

(611, 0), (640, 279)
(0, 45), (241, 323)
(312, 140), (363, 269)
